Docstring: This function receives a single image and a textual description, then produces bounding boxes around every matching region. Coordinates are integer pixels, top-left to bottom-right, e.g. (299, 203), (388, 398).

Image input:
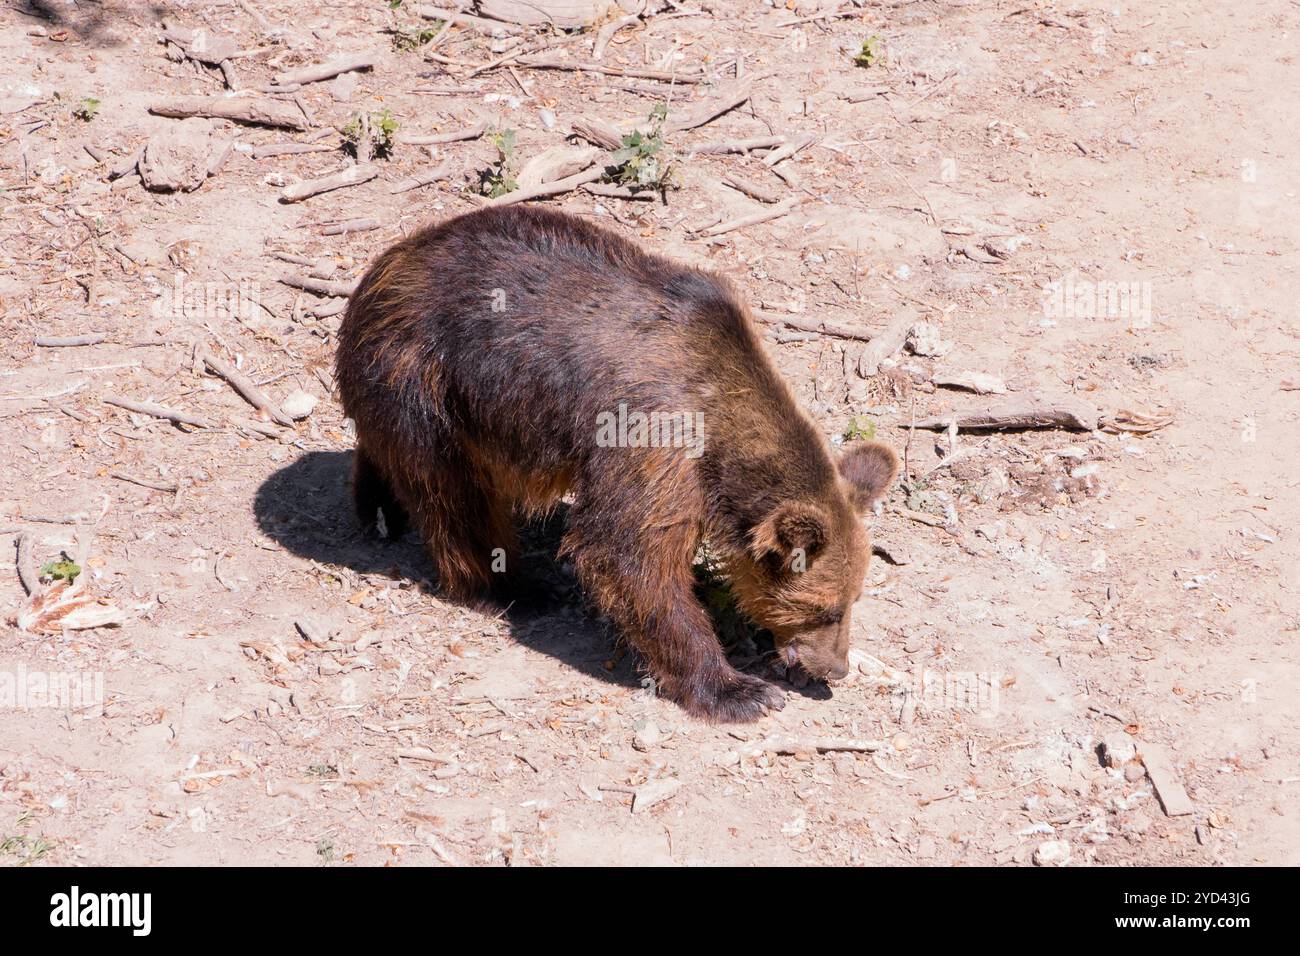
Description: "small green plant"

(853, 35), (882, 69)
(1, 824), (54, 866)
(40, 559), (81, 584)
(391, 23), (440, 51)
(72, 97), (100, 122)
(342, 108), (399, 160)
(606, 103), (673, 194)
(478, 128), (519, 198)
(305, 763), (339, 778)
(842, 416), (878, 442)
(316, 837), (335, 861)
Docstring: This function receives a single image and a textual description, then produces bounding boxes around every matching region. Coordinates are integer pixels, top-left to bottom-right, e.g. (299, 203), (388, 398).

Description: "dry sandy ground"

(1, 0), (1297, 866)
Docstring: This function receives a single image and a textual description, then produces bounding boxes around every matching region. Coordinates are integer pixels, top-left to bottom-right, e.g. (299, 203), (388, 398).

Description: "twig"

(35, 333), (107, 348)
(102, 394), (213, 429)
(699, 195), (804, 237)
(198, 349), (294, 427)
(280, 164), (378, 203)
(689, 135), (785, 155)
(15, 532), (41, 598)
(274, 54), (374, 87)
(488, 163), (607, 206)
(398, 121), (486, 146)
(110, 471), (179, 493)
(321, 217), (382, 235)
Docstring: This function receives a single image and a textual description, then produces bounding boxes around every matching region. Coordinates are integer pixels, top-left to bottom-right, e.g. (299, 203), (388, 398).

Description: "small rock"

(632, 778), (681, 813)
(139, 127), (211, 192)
(1124, 762), (1147, 782)
(1101, 732), (1137, 768)
(905, 321), (952, 357)
(281, 390), (318, 420)
(1033, 839), (1071, 867)
(632, 720), (663, 752)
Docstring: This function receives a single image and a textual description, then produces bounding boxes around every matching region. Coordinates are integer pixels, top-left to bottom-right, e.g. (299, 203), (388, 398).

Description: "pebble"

(1101, 733), (1137, 768)
(1033, 840), (1071, 866)
(632, 720), (663, 752)
(281, 390), (318, 420)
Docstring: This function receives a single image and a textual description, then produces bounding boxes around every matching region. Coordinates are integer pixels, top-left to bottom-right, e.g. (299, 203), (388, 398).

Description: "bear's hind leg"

(397, 447), (519, 603)
(353, 444), (409, 540)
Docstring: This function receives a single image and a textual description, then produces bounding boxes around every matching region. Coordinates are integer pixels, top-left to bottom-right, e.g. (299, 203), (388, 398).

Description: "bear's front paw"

(691, 672), (786, 723)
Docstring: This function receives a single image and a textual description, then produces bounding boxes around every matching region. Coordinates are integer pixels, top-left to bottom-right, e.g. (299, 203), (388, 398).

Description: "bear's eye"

(817, 610), (843, 627)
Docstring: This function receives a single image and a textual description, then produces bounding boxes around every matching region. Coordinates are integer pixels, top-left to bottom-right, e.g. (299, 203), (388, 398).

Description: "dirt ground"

(1, 0), (1297, 867)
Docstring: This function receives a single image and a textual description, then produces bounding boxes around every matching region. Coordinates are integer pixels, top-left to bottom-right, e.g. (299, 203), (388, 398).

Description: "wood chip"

(1139, 742), (1195, 816)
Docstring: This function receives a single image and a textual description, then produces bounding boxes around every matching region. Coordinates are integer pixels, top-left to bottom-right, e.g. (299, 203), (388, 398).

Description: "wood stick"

(321, 217), (382, 235)
(488, 162), (607, 206)
(110, 471), (179, 493)
(722, 173), (780, 204)
(149, 96), (311, 131)
(514, 55), (704, 84)
(569, 115), (626, 150)
(274, 54), (374, 87)
(252, 142), (336, 158)
(280, 164), (378, 202)
(414, 5), (524, 35)
(389, 162), (452, 194)
(278, 274), (357, 297)
(762, 133), (816, 167)
(663, 79), (752, 134)
(398, 121), (486, 146)
(756, 310), (874, 342)
(904, 394), (1102, 432)
(103, 394), (213, 429)
(690, 135), (785, 155)
(764, 738), (884, 755)
(15, 532), (42, 597)
(593, 13), (641, 60)
(856, 309), (916, 376)
(199, 349), (294, 427)
(699, 195), (803, 237)
(35, 333), (107, 348)
(583, 182), (657, 201)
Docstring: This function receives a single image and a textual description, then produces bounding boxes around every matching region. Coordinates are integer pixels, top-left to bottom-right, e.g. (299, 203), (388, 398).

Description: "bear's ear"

(750, 501), (830, 566)
(839, 440), (899, 513)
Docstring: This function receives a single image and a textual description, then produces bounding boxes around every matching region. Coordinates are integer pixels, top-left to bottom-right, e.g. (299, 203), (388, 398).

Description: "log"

(904, 393), (1102, 432)
(150, 96), (310, 131)
(274, 54), (375, 87)
(280, 164), (378, 203)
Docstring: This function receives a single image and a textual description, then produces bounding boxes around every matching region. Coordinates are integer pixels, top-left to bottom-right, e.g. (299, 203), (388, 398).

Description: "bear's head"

(728, 440), (899, 682)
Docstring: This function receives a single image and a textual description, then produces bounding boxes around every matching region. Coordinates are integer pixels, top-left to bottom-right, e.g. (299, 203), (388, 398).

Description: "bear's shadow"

(253, 450), (829, 703)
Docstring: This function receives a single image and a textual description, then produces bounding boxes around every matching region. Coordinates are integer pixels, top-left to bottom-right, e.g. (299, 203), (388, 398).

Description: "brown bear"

(335, 205), (898, 721)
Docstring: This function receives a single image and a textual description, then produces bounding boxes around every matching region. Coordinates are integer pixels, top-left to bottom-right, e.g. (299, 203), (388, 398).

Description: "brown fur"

(335, 206), (898, 721)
